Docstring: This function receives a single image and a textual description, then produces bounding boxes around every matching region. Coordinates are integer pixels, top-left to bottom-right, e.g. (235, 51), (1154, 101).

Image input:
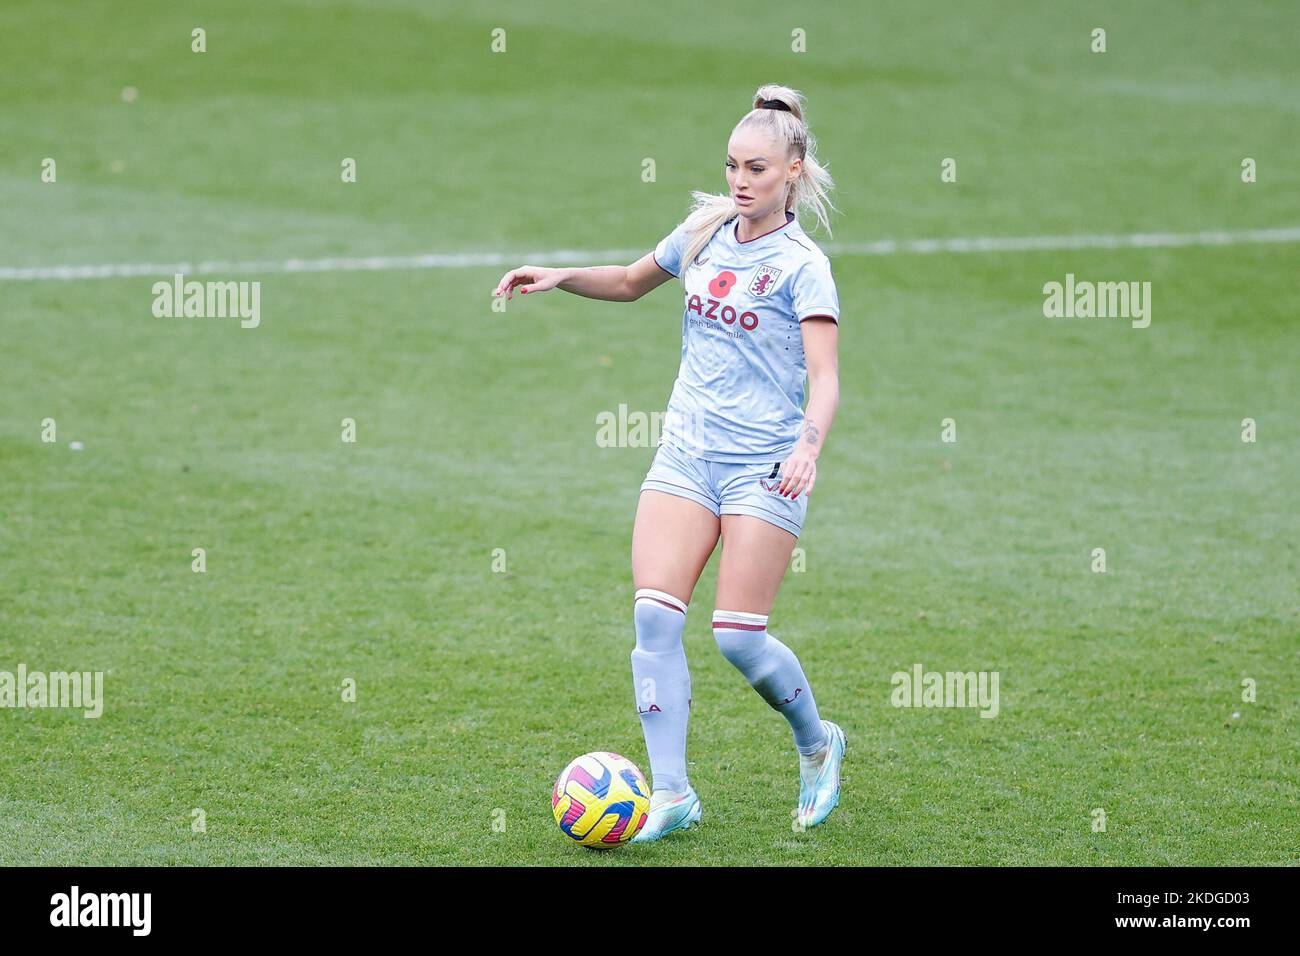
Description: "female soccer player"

(494, 84), (845, 841)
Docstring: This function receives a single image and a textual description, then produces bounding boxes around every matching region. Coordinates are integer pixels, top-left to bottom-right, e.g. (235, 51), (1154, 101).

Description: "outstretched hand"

(494, 266), (563, 299)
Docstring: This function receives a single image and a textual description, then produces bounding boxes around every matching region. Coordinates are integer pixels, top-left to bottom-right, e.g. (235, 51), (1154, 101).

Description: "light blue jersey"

(652, 210), (840, 463)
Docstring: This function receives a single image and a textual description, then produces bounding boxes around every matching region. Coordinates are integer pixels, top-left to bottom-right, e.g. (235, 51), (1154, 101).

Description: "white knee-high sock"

(630, 588), (692, 794)
(712, 609), (828, 756)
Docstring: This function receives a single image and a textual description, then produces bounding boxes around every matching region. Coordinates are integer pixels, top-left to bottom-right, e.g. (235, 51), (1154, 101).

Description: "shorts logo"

(749, 264), (783, 296)
(759, 461), (783, 492)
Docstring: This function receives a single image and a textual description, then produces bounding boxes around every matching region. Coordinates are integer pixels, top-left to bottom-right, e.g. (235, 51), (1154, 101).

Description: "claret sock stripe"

(711, 609), (768, 631)
(634, 587), (688, 615)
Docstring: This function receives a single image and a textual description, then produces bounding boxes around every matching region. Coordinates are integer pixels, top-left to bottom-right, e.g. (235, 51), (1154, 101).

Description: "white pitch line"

(2, 227), (1298, 281)
(833, 226), (1300, 255)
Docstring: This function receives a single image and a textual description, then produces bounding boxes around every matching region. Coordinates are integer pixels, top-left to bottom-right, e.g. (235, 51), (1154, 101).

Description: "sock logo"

(778, 687), (802, 706)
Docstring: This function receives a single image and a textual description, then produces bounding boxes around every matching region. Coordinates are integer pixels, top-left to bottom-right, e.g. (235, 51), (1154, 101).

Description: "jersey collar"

(732, 210), (797, 246)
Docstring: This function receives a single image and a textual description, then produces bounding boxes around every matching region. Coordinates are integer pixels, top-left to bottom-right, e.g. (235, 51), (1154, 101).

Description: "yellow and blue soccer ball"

(551, 751), (650, 848)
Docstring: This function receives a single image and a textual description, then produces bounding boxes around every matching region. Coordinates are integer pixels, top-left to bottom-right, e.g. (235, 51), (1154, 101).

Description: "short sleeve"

(653, 221), (690, 278)
(792, 255), (840, 324)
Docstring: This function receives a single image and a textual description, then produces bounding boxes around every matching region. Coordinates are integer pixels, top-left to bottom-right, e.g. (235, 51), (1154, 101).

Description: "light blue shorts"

(640, 439), (807, 538)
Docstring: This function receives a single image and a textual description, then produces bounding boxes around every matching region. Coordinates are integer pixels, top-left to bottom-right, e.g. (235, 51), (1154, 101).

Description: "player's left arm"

(777, 317), (839, 499)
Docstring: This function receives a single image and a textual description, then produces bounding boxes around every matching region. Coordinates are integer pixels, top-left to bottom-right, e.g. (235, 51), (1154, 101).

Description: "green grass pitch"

(0, 0), (1296, 865)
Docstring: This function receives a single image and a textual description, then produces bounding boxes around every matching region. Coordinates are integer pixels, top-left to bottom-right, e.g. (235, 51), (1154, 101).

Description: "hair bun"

(752, 85), (804, 120)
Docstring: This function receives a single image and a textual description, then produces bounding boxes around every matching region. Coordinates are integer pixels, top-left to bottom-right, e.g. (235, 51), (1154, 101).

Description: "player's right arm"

(493, 253), (674, 303)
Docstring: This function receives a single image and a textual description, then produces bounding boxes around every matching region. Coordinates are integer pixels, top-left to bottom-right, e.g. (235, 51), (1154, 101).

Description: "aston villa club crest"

(749, 264), (783, 296)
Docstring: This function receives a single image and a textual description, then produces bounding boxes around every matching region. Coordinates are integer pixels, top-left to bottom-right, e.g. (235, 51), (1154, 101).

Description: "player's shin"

(630, 589), (692, 794)
(712, 610), (828, 755)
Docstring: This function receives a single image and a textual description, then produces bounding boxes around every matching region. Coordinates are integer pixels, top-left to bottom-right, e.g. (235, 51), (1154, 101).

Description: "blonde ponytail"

(675, 83), (837, 286)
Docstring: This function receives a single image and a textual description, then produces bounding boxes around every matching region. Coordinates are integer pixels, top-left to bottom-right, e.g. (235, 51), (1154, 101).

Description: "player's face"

(726, 131), (797, 219)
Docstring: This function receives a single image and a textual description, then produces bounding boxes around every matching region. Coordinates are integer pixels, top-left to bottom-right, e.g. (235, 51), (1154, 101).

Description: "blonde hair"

(676, 84), (836, 284)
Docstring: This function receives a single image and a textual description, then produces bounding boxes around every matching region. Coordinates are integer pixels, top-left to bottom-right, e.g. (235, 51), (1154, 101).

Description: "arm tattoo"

(801, 419), (821, 447)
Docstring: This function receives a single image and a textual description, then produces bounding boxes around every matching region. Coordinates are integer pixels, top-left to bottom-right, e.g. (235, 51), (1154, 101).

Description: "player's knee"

(713, 630), (767, 670)
(633, 587), (688, 653)
(712, 609), (770, 667)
